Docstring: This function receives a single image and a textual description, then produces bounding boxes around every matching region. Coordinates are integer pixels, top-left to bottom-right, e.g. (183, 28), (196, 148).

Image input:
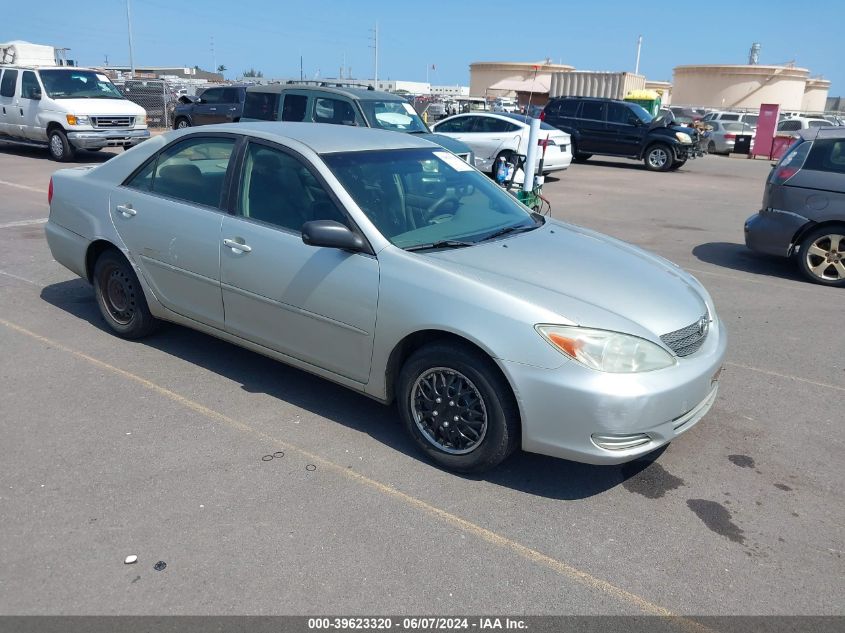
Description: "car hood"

(425, 220), (708, 339)
(51, 98), (146, 116)
(418, 132), (473, 155)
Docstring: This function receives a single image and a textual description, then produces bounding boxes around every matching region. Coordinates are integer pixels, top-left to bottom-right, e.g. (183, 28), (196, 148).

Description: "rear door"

(573, 100), (608, 153)
(112, 134), (238, 328)
(465, 116), (516, 166)
(219, 140), (379, 382)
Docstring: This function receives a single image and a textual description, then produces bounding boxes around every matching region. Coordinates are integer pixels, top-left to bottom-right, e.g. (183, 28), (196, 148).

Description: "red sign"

(752, 103), (780, 158)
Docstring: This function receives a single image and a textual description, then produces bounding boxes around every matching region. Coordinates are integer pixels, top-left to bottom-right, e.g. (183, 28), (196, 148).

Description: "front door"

(19, 71), (43, 141)
(112, 135), (238, 328)
(220, 140), (379, 383)
(192, 87), (226, 125)
(606, 102), (645, 157)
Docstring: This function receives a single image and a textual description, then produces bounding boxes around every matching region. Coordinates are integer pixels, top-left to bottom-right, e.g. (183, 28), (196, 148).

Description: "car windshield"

(323, 148), (539, 250)
(39, 70), (124, 99)
(360, 101), (429, 133)
(809, 120), (831, 128)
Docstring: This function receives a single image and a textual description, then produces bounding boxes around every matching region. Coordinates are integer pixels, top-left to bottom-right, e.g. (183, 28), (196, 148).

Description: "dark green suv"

(542, 96), (701, 171)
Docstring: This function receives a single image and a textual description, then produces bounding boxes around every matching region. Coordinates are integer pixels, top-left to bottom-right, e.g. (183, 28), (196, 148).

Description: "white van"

(0, 65), (149, 161)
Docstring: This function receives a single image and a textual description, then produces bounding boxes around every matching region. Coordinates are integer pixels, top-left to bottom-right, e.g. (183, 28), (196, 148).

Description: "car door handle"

(209, 107), (217, 111)
(116, 204), (136, 217)
(223, 238), (252, 253)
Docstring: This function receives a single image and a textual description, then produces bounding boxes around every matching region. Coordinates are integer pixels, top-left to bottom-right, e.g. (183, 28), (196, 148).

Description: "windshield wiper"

(478, 223), (538, 243)
(404, 239), (474, 252)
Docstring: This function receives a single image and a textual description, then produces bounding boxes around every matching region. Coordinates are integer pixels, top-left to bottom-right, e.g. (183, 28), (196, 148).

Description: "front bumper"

(675, 142), (704, 161)
(500, 318), (727, 464)
(67, 128), (150, 149)
(744, 210), (809, 257)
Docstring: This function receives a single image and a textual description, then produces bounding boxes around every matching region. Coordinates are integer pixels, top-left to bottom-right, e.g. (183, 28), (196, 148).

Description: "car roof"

(550, 96), (628, 105)
(799, 126), (845, 140)
(245, 82), (402, 102)
(198, 121), (436, 153)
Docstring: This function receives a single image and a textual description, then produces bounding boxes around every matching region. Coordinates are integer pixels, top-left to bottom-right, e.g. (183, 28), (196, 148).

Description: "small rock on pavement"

(124, 555), (138, 564)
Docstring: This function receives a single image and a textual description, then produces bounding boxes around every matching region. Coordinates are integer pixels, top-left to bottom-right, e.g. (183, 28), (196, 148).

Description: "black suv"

(542, 97), (700, 171)
(172, 85), (247, 129)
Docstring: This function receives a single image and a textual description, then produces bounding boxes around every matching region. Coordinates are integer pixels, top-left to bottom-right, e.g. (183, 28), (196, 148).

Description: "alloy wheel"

(50, 134), (64, 159)
(411, 367), (488, 454)
(648, 147), (669, 169)
(805, 233), (845, 281)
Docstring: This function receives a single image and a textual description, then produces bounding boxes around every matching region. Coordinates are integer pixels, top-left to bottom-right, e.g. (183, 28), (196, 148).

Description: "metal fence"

(114, 79), (173, 129)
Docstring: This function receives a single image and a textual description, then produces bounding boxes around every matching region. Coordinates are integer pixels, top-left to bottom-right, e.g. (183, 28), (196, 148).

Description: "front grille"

(660, 315), (709, 357)
(91, 116), (135, 129)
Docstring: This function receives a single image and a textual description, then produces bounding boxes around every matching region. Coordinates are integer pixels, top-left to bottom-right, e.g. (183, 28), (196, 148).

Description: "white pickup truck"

(0, 65), (149, 161)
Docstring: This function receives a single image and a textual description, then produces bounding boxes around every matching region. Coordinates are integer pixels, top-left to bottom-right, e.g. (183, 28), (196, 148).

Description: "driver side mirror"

(629, 117), (642, 126)
(301, 220), (365, 252)
(30, 89), (42, 100)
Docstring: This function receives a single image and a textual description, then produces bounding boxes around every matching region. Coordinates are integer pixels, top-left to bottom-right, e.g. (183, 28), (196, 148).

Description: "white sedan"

(432, 112), (572, 176)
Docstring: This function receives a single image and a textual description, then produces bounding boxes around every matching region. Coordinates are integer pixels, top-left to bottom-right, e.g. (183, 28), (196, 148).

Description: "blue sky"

(6, 0), (841, 94)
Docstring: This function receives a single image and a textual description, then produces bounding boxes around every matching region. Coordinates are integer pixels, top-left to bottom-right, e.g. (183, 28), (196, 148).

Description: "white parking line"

(0, 218), (47, 229)
(0, 269), (41, 286)
(0, 179), (44, 194)
(726, 361), (845, 393)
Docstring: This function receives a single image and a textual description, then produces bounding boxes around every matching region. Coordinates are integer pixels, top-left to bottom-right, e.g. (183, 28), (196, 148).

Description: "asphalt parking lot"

(0, 143), (842, 618)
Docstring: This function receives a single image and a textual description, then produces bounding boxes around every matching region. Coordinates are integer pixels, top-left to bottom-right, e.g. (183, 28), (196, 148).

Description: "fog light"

(591, 433), (651, 451)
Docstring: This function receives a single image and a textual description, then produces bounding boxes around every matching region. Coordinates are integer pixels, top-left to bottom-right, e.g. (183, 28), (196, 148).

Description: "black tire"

(397, 342), (520, 473)
(570, 139), (591, 162)
(796, 224), (845, 288)
(48, 128), (75, 162)
(644, 143), (674, 172)
(93, 250), (160, 338)
(491, 150), (514, 180)
(174, 117), (190, 130)
(668, 160), (686, 171)
(87, 148), (103, 152)
(707, 140), (716, 154)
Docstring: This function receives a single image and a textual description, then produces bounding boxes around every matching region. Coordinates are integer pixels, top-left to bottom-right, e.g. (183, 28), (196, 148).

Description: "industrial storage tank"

(549, 71), (646, 100)
(469, 61), (573, 97)
(802, 78), (831, 113)
(672, 64), (813, 110)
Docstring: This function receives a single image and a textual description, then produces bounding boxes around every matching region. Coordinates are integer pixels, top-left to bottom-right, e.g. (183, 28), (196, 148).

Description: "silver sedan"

(45, 122), (726, 473)
(706, 121), (756, 155)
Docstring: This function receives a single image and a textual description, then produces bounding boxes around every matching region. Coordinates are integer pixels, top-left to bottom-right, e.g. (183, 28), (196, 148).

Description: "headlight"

(536, 325), (676, 373)
(136, 113), (147, 126)
(675, 132), (692, 144)
(66, 114), (90, 126)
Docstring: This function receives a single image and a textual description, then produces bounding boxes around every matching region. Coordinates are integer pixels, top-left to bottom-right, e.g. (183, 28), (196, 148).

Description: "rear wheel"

(93, 250), (160, 338)
(797, 225), (845, 287)
(48, 128), (75, 162)
(491, 150), (514, 180)
(570, 139), (591, 162)
(397, 343), (519, 473)
(707, 140), (716, 154)
(644, 143), (674, 171)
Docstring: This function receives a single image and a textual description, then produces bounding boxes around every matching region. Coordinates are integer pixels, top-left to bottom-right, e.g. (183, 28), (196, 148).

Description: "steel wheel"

(100, 264), (137, 325)
(804, 233), (845, 282)
(411, 367), (488, 455)
(93, 249), (160, 338)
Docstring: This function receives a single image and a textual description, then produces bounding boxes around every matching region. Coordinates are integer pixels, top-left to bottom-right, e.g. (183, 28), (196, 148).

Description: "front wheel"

(668, 159), (686, 171)
(48, 128), (75, 162)
(397, 343), (520, 473)
(797, 225), (845, 287)
(93, 250), (160, 338)
(644, 143), (674, 171)
(174, 117), (190, 129)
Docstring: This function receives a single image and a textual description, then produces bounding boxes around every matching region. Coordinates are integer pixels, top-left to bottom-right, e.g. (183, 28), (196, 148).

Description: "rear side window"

(473, 117), (515, 133)
(435, 116), (474, 133)
(803, 139), (845, 175)
(281, 94), (307, 121)
(778, 120), (802, 132)
(580, 101), (606, 121)
(243, 92), (280, 121)
(200, 88), (223, 104)
(0, 69), (18, 97)
(720, 113), (740, 121)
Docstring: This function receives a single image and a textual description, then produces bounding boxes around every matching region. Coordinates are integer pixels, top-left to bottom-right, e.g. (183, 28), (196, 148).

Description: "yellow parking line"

(0, 316), (717, 632)
(726, 361), (845, 393)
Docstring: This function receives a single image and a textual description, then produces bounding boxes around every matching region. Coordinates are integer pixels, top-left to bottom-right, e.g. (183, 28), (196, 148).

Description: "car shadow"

(692, 242), (805, 282)
(0, 142), (116, 164)
(572, 158), (646, 171)
(40, 277), (667, 501)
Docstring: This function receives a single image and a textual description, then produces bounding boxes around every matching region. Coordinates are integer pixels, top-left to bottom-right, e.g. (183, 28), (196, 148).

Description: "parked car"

(172, 85), (246, 129)
(702, 111), (759, 128)
(241, 82), (473, 163)
(542, 96), (701, 171)
(776, 117), (832, 138)
(44, 122), (726, 472)
(745, 127), (845, 287)
(670, 106), (704, 122)
(431, 112), (572, 176)
(0, 65), (149, 161)
(706, 121), (756, 155)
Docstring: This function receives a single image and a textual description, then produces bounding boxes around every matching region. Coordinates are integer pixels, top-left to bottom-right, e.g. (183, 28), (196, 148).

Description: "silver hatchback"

(45, 123), (726, 472)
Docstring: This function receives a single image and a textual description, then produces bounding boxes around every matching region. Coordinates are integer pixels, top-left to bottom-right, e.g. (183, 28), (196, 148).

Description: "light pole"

(126, 0), (135, 77)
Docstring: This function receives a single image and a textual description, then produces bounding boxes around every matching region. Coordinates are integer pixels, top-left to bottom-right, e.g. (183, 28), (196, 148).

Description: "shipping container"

(549, 72), (646, 100)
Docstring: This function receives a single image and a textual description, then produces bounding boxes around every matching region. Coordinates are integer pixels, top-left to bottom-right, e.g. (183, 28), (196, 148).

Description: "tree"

(217, 65), (226, 73)
(242, 68), (263, 78)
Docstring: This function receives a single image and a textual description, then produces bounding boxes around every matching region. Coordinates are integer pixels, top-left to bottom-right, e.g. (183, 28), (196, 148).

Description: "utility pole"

(300, 55), (303, 81)
(211, 36), (216, 74)
(635, 35), (643, 75)
(126, 0), (135, 77)
(369, 22), (379, 86)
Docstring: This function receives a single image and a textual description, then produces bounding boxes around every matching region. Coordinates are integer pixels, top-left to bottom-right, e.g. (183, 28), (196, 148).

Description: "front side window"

(237, 143), (347, 231)
(360, 100), (428, 132)
(38, 70), (123, 99)
(126, 137), (235, 208)
(313, 97), (357, 125)
(199, 88), (223, 104)
(0, 69), (18, 98)
(473, 117), (515, 133)
(323, 148), (538, 248)
(281, 94), (307, 121)
(243, 91), (280, 121)
(21, 71), (40, 99)
(607, 103), (634, 124)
